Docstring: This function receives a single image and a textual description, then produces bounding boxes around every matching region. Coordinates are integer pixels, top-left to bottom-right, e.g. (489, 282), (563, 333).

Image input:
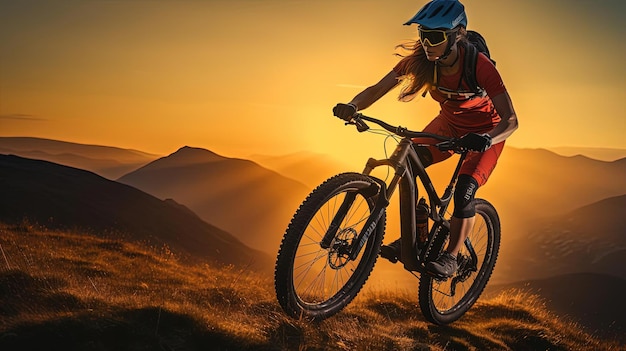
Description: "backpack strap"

(462, 42), (482, 95)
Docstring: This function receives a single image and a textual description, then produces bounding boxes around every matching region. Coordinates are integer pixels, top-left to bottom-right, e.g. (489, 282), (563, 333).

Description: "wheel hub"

(328, 228), (357, 269)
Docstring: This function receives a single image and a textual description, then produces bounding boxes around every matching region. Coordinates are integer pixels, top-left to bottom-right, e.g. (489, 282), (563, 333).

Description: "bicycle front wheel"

(274, 172), (386, 321)
(418, 198), (500, 325)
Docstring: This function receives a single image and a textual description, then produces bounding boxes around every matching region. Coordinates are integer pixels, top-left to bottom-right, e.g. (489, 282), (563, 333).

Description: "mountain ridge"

(131, 146), (226, 170)
(0, 137), (159, 179)
(547, 146), (626, 162)
(0, 136), (158, 159)
(118, 146), (311, 254)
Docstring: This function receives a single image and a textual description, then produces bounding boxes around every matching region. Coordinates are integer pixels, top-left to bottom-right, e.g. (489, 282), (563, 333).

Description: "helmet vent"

(441, 3), (454, 17)
(429, 5), (443, 18)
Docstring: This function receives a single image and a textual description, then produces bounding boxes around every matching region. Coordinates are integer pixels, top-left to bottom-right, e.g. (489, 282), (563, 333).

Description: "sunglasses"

(418, 27), (456, 47)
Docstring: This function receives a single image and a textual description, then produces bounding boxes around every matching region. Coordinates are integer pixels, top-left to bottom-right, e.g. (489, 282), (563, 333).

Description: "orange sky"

(1, 0), (625, 163)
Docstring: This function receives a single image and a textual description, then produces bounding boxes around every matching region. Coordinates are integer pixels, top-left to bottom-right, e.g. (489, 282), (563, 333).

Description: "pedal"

(379, 246), (399, 263)
(426, 270), (451, 282)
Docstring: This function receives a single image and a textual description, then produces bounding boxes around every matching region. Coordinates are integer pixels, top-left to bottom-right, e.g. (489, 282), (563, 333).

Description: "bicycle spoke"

(343, 196), (369, 228)
(294, 250), (328, 283)
(302, 264), (329, 302)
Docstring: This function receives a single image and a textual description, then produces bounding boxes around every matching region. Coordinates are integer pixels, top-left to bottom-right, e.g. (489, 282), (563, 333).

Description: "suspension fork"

(318, 177), (389, 252)
(320, 171), (382, 249)
(320, 139), (413, 258)
(347, 177), (390, 260)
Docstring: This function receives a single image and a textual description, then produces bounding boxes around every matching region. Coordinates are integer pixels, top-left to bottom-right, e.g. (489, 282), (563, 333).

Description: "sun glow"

(1, 0), (624, 157)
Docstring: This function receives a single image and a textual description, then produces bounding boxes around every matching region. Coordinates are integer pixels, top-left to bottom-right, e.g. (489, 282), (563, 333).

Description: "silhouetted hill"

(485, 273), (626, 343)
(118, 146), (310, 254)
(0, 154), (270, 269)
(548, 146), (626, 162)
(0, 137), (158, 179)
(499, 194), (626, 282)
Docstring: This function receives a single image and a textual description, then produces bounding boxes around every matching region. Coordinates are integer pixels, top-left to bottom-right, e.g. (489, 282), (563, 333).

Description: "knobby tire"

(274, 173), (386, 321)
(418, 198), (500, 325)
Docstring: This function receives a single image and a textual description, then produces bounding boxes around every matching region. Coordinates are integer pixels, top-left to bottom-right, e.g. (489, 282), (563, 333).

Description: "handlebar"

(346, 113), (464, 153)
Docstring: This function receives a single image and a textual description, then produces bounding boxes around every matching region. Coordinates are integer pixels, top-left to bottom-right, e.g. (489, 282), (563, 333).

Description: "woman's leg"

(426, 174), (478, 277)
(426, 142), (506, 277)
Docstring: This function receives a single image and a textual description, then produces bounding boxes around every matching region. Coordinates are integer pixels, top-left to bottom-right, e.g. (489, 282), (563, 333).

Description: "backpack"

(462, 30), (495, 96)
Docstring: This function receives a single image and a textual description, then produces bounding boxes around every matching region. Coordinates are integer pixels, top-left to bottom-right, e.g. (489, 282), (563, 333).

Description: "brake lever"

(344, 114), (369, 132)
(436, 139), (464, 154)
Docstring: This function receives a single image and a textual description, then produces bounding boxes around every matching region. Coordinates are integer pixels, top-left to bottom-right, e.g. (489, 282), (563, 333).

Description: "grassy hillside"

(485, 273), (626, 343)
(1, 223), (621, 351)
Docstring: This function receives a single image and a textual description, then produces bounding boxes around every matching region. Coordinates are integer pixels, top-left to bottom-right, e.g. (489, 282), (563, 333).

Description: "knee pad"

(453, 174), (479, 218)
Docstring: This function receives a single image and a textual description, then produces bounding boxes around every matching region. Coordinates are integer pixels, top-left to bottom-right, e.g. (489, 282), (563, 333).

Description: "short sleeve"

(475, 53), (506, 97)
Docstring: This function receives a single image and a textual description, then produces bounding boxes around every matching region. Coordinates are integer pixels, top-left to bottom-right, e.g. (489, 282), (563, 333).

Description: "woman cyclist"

(333, 0), (518, 279)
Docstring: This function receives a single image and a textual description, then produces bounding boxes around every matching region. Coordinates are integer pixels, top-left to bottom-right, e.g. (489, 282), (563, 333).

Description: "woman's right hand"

(332, 103), (357, 121)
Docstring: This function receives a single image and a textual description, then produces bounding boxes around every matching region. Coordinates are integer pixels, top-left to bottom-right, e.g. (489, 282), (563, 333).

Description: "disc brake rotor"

(328, 228), (357, 269)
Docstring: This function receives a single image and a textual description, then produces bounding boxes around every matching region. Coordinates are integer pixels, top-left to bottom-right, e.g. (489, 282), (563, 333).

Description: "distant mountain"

(0, 137), (159, 179)
(248, 151), (347, 188)
(547, 146), (626, 162)
(118, 147), (311, 254)
(497, 194), (626, 282)
(0, 154), (271, 269)
(485, 273), (626, 343)
(479, 147), (626, 222)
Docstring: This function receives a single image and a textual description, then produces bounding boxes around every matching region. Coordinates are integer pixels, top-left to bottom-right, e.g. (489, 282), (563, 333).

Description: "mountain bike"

(274, 113), (500, 325)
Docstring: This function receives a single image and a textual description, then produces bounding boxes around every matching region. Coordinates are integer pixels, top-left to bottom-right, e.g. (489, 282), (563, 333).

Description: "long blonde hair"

(395, 27), (468, 101)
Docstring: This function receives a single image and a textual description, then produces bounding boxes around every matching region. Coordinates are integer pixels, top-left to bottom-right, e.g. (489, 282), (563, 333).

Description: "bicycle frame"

(320, 117), (479, 274)
(275, 113), (499, 324)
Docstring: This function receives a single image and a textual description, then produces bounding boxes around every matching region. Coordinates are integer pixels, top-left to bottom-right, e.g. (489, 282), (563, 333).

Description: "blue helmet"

(404, 0), (467, 29)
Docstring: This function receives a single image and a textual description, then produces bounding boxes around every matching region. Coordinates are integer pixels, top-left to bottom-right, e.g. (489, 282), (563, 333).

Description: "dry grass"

(0, 222), (623, 351)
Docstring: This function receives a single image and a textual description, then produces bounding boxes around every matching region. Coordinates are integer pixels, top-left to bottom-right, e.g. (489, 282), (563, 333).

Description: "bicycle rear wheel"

(274, 172), (386, 321)
(418, 198), (500, 325)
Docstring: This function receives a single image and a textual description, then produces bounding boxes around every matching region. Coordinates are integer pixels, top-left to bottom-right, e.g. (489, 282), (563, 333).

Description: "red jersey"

(393, 46), (506, 132)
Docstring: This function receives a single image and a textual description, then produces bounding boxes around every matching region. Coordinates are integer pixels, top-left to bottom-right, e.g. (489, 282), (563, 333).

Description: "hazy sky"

(1, 0), (625, 161)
